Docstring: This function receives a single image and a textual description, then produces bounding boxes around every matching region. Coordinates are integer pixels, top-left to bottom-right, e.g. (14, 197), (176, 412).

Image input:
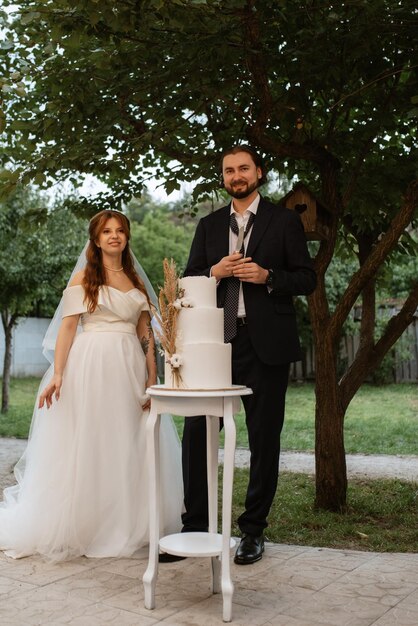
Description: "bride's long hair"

(83, 210), (150, 313)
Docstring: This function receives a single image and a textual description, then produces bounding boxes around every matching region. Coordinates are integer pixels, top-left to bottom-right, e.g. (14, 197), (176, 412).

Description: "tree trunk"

(314, 346), (347, 511)
(309, 158), (348, 510)
(1, 312), (16, 414)
(310, 286), (348, 510)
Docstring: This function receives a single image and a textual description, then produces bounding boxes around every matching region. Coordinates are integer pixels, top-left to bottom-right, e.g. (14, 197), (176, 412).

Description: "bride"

(0, 209), (183, 562)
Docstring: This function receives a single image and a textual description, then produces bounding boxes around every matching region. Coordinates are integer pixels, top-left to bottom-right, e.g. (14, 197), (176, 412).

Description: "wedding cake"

(164, 276), (232, 389)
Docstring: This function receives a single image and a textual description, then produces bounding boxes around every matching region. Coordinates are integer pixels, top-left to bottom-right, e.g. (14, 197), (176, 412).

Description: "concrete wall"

(0, 318), (50, 377)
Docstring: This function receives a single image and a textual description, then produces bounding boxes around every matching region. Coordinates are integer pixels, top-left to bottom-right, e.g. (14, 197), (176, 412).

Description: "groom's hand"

(233, 261), (268, 284)
(211, 252), (244, 280)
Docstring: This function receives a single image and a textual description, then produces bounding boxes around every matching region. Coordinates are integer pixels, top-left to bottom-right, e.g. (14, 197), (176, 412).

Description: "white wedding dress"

(0, 285), (183, 562)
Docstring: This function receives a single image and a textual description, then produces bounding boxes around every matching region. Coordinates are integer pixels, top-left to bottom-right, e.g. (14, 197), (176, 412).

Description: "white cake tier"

(179, 276), (217, 308)
(177, 307), (224, 345)
(165, 343), (232, 390)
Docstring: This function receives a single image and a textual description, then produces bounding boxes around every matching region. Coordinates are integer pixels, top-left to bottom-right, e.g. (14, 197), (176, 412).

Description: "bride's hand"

(141, 395), (151, 411)
(38, 374), (63, 409)
(141, 376), (156, 410)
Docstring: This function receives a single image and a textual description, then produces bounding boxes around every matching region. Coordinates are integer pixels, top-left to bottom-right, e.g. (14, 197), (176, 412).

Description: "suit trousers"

(181, 324), (290, 537)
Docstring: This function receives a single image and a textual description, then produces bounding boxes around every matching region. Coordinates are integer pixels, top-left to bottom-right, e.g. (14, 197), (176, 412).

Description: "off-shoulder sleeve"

(62, 285), (88, 318)
(141, 296), (150, 313)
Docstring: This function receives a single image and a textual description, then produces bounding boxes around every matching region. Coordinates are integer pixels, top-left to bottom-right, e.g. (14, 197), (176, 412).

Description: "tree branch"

(245, 130), (338, 167)
(329, 179), (418, 344)
(241, 0), (273, 135)
(330, 64), (418, 110)
(357, 233), (377, 352)
(339, 282), (418, 410)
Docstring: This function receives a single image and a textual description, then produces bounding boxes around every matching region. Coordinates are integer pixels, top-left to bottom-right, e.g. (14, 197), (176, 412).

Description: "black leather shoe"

(234, 534), (264, 565)
(158, 552), (187, 563)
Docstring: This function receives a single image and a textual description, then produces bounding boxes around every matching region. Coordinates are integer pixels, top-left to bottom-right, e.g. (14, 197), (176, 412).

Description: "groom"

(181, 145), (316, 564)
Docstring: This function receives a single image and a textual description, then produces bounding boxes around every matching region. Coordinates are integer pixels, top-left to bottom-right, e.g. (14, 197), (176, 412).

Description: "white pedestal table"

(142, 385), (252, 623)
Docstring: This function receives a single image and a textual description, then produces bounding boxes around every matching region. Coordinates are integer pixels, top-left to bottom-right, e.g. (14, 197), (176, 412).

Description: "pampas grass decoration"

(155, 258), (184, 387)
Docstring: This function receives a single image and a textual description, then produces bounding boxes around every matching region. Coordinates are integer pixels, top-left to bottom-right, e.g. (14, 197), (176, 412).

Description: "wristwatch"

(266, 268), (274, 288)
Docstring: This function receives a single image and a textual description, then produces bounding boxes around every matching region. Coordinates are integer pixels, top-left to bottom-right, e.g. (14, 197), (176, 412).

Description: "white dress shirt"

(230, 194), (260, 318)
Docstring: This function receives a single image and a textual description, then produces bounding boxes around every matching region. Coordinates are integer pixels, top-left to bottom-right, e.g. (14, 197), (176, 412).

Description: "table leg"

(221, 398), (236, 622)
(142, 409), (161, 610)
(206, 415), (221, 593)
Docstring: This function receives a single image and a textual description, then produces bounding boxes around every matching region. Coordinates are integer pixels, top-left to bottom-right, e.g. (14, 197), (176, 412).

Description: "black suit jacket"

(184, 197), (317, 365)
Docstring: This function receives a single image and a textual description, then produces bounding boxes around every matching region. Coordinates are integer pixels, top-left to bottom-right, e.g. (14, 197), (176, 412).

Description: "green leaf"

(43, 43), (54, 55)
(10, 120), (31, 131)
(20, 12), (41, 25)
(34, 172), (46, 185)
(0, 181), (17, 201)
(406, 107), (418, 119)
(165, 179), (181, 195)
(0, 170), (20, 183)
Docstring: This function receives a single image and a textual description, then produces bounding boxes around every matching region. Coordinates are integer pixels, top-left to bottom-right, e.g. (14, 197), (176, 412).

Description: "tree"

(129, 209), (196, 292)
(126, 190), (209, 290)
(1, 0), (417, 509)
(0, 186), (86, 412)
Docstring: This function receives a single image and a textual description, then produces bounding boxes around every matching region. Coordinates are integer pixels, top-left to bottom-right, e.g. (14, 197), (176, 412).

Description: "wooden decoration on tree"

(280, 182), (331, 241)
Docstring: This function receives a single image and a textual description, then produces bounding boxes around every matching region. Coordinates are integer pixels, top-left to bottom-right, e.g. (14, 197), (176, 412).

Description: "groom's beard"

(224, 179), (259, 199)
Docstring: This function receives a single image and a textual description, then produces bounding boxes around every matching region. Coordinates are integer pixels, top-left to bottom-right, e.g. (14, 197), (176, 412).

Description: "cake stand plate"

(159, 532), (236, 558)
(149, 384), (248, 393)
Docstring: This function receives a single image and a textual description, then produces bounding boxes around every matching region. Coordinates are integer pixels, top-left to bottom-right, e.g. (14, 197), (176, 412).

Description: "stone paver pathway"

(0, 541), (417, 625)
(1, 438), (417, 625)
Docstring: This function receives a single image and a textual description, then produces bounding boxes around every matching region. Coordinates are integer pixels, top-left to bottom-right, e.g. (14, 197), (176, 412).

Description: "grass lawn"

(281, 382), (418, 455)
(1, 379), (417, 456)
(176, 382), (418, 455)
(231, 469), (418, 553)
(0, 377), (38, 439)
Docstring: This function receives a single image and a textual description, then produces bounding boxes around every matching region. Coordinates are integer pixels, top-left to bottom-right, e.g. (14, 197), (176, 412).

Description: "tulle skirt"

(0, 331), (183, 562)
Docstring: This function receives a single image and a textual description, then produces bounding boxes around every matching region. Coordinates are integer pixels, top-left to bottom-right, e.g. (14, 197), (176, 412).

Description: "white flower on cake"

(168, 353), (182, 368)
(180, 297), (194, 308)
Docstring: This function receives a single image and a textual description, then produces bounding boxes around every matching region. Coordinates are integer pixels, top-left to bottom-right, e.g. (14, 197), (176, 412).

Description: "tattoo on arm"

(140, 336), (150, 355)
(146, 319), (157, 362)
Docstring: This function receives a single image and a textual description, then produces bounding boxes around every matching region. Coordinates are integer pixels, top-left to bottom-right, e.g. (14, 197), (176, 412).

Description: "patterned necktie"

(223, 212), (255, 342)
